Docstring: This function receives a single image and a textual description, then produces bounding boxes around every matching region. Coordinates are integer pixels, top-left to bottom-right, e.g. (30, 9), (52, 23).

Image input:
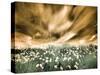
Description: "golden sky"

(11, 2), (97, 48)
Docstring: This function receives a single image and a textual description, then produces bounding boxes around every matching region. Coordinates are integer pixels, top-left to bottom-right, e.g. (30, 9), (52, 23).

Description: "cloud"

(12, 2), (97, 47)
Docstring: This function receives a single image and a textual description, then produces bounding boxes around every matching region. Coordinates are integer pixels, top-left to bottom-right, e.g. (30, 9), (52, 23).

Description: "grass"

(11, 44), (97, 73)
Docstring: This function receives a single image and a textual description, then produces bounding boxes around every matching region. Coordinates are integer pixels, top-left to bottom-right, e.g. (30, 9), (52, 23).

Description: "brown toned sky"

(12, 2), (97, 48)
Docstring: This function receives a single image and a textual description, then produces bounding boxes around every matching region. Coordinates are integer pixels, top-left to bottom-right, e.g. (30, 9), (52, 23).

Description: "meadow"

(11, 44), (97, 73)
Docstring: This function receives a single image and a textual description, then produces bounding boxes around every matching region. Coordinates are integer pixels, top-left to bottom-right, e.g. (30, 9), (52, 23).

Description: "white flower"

(54, 65), (57, 68)
(46, 57), (49, 60)
(60, 66), (63, 70)
(16, 59), (21, 62)
(39, 57), (42, 60)
(75, 62), (79, 65)
(63, 57), (67, 61)
(74, 65), (78, 69)
(76, 55), (79, 59)
(45, 60), (49, 63)
(22, 57), (29, 62)
(36, 52), (39, 55)
(36, 64), (39, 68)
(15, 54), (20, 59)
(68, 57), (71, 61)
(39, 64), (44, 69)
(49, 58), (52, 62)
(67, 65), (71, 69)
(55, 57), (59, 62)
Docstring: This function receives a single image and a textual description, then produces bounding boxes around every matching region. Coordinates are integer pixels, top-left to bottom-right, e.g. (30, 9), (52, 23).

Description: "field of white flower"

(11, 44), (97, 73)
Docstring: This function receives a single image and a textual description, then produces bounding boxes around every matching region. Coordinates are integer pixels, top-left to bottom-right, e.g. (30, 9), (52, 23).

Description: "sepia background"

(12, 2), (97, 49)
